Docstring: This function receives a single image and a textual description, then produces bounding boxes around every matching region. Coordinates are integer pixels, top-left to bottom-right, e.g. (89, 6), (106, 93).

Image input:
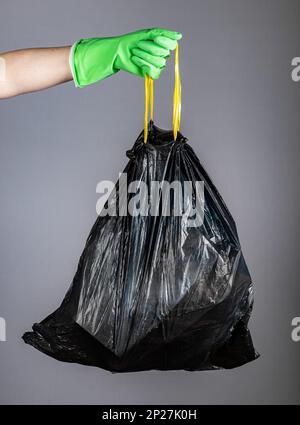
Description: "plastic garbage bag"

(23, 121), (259, 372)
(23, 46), (258, 371)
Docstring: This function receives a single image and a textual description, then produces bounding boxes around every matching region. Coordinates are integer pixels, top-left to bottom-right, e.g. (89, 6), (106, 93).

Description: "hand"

(71, 28), (182, 87)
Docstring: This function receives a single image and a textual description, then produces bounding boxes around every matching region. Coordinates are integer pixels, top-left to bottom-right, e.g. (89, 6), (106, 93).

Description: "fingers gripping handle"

(144, 43), (181, 143)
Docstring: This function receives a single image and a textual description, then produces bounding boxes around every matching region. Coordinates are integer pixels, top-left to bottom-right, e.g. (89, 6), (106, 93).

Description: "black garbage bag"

(23, 123), (259, 372)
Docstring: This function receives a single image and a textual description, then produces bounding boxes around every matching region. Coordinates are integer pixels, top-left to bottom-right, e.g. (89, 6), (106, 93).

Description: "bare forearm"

(0, 46), (72, 99)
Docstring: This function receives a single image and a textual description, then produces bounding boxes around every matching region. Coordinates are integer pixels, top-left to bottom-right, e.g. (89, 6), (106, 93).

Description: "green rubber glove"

(70, 28), (182, 87)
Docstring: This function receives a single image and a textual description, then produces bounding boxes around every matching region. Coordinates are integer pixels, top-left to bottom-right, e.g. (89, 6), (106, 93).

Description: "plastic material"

(172, 43), (181, 141)
(144, 75), (154, 144)
(23, 123), (259, 372)
(70, 28), (182, 87)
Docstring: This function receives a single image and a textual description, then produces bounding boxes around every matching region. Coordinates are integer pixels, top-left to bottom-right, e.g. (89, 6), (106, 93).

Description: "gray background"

(0, 0), (299, 405)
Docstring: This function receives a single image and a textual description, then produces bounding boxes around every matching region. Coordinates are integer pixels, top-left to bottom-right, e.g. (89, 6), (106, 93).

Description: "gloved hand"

(70, 28), (182, 87)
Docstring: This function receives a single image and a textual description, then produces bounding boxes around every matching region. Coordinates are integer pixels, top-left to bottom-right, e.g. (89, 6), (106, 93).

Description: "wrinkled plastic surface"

(23, 123), (259, 372)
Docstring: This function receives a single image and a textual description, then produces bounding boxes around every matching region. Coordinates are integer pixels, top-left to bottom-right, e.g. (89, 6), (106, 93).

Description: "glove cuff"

(69, 41), (81, 88)
(71, 38), (119, 88)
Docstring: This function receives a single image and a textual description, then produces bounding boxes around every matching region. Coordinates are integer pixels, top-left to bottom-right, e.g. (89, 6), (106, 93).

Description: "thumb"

(148, 28), (182, 41)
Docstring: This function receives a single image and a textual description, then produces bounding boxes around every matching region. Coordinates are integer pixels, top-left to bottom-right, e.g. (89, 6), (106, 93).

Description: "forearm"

(0, 46), (72, 99)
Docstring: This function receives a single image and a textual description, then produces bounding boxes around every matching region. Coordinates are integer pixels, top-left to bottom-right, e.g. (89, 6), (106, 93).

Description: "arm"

(0, 28), (182, 99)
(0, 46), (72, 99)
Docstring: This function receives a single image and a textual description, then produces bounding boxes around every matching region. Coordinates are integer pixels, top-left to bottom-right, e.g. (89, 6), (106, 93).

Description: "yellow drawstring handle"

(144, 75), (154, 144)
(144, 43), (181, 144)
(172, 43), (181, 142)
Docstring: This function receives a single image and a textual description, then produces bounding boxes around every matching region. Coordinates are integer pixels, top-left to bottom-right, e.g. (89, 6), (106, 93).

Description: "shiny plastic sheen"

(23, 123), (259, 372)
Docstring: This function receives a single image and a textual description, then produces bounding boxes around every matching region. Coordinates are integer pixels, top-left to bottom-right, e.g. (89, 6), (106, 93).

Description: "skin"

(0, 46), (72, 99)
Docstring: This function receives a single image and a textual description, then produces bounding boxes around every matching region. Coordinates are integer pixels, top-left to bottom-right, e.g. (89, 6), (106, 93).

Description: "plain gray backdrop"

(0, 0), (299, 405)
